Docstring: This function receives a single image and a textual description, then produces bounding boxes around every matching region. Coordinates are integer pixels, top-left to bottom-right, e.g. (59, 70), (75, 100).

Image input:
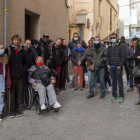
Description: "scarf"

(72, 46), (84, 53)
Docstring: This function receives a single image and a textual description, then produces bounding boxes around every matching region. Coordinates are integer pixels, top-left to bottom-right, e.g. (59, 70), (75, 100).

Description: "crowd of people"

(0, 32), (140, 122)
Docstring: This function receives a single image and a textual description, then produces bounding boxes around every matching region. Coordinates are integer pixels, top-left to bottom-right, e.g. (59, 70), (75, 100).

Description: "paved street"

(0, 78), (140, 140)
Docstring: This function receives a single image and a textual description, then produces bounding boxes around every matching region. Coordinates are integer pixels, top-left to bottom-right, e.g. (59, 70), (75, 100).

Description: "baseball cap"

(43, 34), (49, 38)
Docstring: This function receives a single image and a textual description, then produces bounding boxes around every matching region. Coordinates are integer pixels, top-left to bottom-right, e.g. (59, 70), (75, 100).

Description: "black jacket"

(5, 45), (26, 78)
(39, 38), (51, 63)
(106, 40), (127, 67)
(62, 46), (71, 63)
(68, 37), (87, 52)
(130, 49), (140, 84)
(72, 50), (85, 66)
(31, 46), (42, 56)
(51, 44), (65, 67)
(127, 46), (135, 68)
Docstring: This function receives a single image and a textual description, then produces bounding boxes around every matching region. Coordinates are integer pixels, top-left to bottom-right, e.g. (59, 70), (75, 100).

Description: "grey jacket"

(87, 44), (107, 71)
(28, 65), (55, 85)
(127, 46), (135, 68)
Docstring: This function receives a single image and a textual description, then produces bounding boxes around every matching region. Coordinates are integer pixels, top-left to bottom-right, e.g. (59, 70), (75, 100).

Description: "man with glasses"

(107, 33), (127, 103)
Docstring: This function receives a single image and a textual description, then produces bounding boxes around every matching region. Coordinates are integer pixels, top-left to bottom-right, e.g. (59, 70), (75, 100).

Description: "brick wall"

(0, 0), (68, 46)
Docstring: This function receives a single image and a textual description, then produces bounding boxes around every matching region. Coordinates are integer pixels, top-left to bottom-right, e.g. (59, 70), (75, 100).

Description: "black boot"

(86, 94), (94, 99)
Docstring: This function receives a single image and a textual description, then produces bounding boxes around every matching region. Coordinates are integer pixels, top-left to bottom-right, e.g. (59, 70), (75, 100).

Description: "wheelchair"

(24, 85), (59, 115)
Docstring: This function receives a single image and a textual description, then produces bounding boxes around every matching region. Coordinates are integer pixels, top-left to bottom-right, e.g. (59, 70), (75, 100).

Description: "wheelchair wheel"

(54, 108), (59, 112)
(24, 85), (33, 110)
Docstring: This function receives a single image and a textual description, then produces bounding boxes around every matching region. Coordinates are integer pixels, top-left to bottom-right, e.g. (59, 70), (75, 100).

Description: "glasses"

(110, 37), (116, 39)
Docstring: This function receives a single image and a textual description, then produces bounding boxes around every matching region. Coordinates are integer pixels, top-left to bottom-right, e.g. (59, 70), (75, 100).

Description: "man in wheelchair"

(28, 56), (61, 110)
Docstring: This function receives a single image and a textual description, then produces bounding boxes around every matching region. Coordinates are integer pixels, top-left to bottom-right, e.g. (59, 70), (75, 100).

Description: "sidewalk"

(0, 76), (139, 140)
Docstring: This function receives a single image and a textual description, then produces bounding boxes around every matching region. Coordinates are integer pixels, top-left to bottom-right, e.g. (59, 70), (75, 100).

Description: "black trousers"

(59, 62), (68, 89)
(10, 78), (22, 112)
(128, 67), (134, 88)
(124, 63), (129, 81)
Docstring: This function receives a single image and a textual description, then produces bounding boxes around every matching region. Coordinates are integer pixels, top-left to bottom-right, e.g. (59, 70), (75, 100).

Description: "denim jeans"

(90, 69), (105, 95)
(87, 68), (97, 88)
(109, 67), (124, 97)
(0, 93), (4, 115)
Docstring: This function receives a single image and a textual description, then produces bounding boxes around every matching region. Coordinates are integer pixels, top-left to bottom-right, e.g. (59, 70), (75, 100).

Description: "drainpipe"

(4, 0), (7, 49)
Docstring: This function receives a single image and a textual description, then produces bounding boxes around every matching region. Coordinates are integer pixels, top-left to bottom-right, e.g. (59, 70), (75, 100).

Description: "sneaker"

(84, 84), (88, 89)
(127, 80), (130, 85)
(41, 104), (46, 110)
(55, 88), (61, 92)
(10, 112), (16, 118)
(100, 94), (105, 98)
(108, 87), (112, 92)
(69, 84), (74, 88)
(86, 94), (94, 99)
(54, 102), (61, 108)
(119, 97), (124, 103)
(0, 116), (3, 122)
(127, 88), (133, 92)
(15, 110), (23, 117)
(108, 97), (117, 101)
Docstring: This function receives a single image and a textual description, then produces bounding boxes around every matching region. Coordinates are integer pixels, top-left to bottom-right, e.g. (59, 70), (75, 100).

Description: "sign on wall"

(130, 9), (137, 24)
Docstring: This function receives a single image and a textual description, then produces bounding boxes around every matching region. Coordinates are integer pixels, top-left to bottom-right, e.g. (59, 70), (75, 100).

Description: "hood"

(109, 39), (121, 47)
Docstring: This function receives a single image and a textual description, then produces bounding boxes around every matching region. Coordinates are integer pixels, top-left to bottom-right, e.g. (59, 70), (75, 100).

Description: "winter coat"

(28, 65), (55, 86)
(87, 44), (107, 71)
(24, 47), (38, 70)
(5, 45), (26, 78)
(130, 49), (140, 84)
(106, 40), (127, 67)
(39, 38), (51, 63)
(31, 46), (42, 56)
(71, 49), (85, 66)
(62, 46), (71, 63)
(0, 62), (11, 88)
(127, 46), (135, 68)
(51, 45), (65, 67)
(68, 37), (87, 52)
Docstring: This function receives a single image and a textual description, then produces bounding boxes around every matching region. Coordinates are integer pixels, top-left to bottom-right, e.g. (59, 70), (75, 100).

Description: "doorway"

(25, 15), (31, 40)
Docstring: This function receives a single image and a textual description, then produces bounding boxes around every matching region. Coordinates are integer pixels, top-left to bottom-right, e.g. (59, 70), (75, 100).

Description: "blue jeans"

(88, 68), (97, 88)
(72, 62), (86, 86)
(0, 93), (4, 115)
(90, 69), (105, 95)
(109, 67), (124, 97)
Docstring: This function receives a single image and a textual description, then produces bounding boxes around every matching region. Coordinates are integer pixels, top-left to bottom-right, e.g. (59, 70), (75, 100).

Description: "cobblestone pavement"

(0, 79), (140, 140)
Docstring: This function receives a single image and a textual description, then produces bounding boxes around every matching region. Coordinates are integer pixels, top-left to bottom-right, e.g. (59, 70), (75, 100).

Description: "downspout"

(4, 0), (7, 49)
(65, 0), (70, 82)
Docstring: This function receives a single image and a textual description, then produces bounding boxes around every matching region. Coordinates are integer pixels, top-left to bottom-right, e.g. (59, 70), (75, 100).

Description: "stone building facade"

(0, 0), (68, 46)
(68, 0), (119, 43)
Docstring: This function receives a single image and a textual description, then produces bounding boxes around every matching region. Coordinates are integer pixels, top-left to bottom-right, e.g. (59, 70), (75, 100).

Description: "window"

(110, 8), (112, 31)
(99, 0), (102, 17)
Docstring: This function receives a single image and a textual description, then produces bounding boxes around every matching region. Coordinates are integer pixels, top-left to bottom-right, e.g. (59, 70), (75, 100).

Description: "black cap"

(43, 34), (49, 38)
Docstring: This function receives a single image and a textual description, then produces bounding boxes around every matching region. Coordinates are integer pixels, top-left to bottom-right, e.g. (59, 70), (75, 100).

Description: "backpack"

(7, 46), (11, 58)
